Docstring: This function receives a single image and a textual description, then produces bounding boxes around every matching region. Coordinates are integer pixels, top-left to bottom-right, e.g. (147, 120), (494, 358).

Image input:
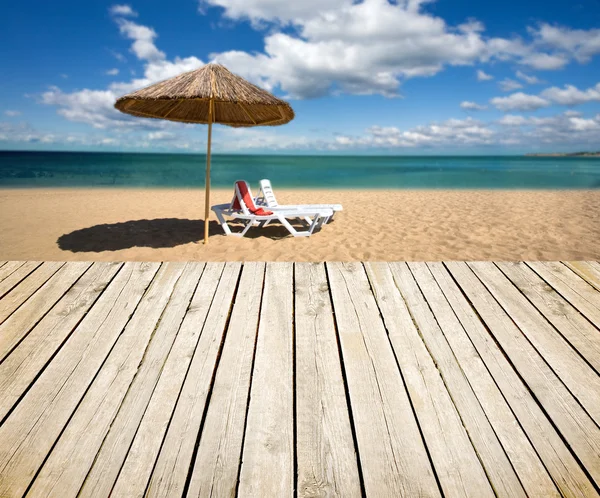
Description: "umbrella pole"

(203, 101), (213, 244)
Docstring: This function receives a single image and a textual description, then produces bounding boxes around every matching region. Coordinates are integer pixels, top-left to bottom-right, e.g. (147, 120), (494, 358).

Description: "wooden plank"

(434, 262), (600, 497)
(0, 261), (37, 293)
(414, 262), (560, 497)
(446, 261), (600, 491)
(367, 262), (498, 497)
(238, 262), (295, 498)
(186, 262), (268, 498)
(0, 261), (51, 317)
(528, 261), (600, 327)
(0, 262), (122, 421)
(144, 262), (241, 498)
(294, 262), (361, 498)
(470, 262), (600, 424)
(565, 261), (600, 292)
(326, 262), (440, 497)
(497, 262), (600, 373)
(27, 262), (189, 498)
(0, 261), (91, 362)
(0, 262), (159, 498)
(0, 261), (27, 284)
(404, 262), (540, 496)
(433, 262), (599, 497)
(80, 263), (223, 498)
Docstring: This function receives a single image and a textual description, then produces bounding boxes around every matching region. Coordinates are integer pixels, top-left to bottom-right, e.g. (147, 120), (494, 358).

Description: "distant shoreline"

(525, 152), (600, 157)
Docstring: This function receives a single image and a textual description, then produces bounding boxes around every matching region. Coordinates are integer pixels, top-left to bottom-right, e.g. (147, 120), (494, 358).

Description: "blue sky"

(1, 0), (599, 154)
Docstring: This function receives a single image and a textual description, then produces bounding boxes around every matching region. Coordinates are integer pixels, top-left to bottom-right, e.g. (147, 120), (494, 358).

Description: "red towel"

(232, 181), (273, 216)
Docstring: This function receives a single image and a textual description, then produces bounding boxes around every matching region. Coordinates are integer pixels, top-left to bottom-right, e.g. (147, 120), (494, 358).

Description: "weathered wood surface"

(294, 263), (361, 498)
(238, 262), (295, 497)
(145, 262), (240, 498)
(0, 261), (62, 325)
(0, 261), (598, 498)
(0, 262), (159, 498)
(327, 262), (440, 497)
(529, 261), (600, 327)
(0, 261), (91, 362)
(0, 262), (122, 421)
(366, 262), (496, 497)
(186, 262), (265, 498)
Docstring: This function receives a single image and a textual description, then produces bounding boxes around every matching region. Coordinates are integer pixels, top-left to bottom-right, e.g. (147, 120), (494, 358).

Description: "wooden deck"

(0, 261), (599, 497)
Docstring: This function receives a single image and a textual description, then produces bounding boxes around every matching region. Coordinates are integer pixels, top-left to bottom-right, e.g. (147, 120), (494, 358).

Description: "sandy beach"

(1, 188), (599, 261)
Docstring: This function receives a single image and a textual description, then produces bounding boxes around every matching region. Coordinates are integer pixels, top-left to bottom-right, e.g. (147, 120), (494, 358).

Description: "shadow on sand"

(57, 217), (326, 252)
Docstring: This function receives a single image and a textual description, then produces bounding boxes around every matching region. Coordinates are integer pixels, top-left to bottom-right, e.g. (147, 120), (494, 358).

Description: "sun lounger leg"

(239, 220), (254, 237)
(315, 215), (326, 231)
(277, 215), (310, 237)
(309, 214), (326, 234)
(214, 210), (233, 236)
(228, 219), (254, 237)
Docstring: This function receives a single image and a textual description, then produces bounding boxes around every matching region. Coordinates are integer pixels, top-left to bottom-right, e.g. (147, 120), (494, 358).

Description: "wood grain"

(327, 262), (440, 497)
(238, 262), (295, 497)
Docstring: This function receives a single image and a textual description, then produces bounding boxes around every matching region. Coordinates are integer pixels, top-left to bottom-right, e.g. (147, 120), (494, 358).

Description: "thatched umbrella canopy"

(114, 63), (295, 244)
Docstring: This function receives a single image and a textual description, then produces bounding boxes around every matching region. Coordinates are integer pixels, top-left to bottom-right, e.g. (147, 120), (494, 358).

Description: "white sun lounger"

(254, 179), (343, 224)
(212, 180), (333, 238)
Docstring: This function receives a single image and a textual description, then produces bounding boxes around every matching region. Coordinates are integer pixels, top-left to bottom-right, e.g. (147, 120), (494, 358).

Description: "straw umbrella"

(114, 63), (294, 244)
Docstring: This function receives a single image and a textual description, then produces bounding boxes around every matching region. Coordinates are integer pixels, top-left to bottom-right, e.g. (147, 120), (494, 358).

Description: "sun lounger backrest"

(231, 180), (254, 215)
(231, 180), (275, 217)
(259, 179), (279, 207)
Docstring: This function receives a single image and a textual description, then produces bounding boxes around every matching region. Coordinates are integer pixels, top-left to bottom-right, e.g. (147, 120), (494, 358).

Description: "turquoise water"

(1, 151), (599, 189)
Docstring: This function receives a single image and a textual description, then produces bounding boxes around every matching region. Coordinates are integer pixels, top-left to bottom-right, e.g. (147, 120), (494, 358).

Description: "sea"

(1, 151), (599, 189)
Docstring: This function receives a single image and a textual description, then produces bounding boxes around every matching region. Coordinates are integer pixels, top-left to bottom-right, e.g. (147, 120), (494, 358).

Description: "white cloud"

(4, 110), (21, 117)
(110, 4), (138, 17)
(6, 110), (600, 151)
(205, 0), (600, 99)
(42, 1), (600, 131)
(334, 111), (600, 149)
(106, 68), (120, 76)
(490, 92), (550, 111)
(41, 86), (128, 129)
(111, 50), (127, 62)
(37, 3), (600, 152)
(41, 9), (205, 131)
(490, 82), (600, 114)
(117, 19), (165, 61)
(0, 122), (117, 147)
(201, 0), (600, 92)
(531, 24), (600, 63)
(499, 78), (523, 92)
(498, 115), (528, 126)
(519, 52), (569, 70)
(148, 131), (176, 140)
(333, 117), (496, 148)
(211, 0), (496, 99)
(497, 114), (557, 126)
(41, 56), (204, 129)
(199, 0), (348, 25)
(515, 70), (542, 85)
(0, 120), (203, 150)
(476, 69), (493, 81)
(460, 101), (487, 111)
(568, 117), (600, 131)
(541, 83), (600, 106)
(214, 127), (316, 151)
